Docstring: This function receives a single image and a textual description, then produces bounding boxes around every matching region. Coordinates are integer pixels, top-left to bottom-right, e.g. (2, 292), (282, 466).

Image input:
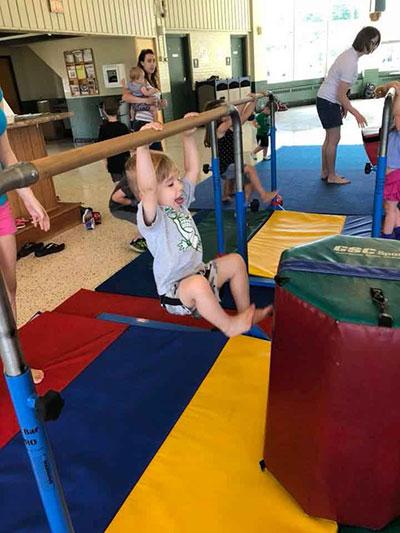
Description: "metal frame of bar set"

(0, 89), (394, 531)
(208, 92), (279, 290)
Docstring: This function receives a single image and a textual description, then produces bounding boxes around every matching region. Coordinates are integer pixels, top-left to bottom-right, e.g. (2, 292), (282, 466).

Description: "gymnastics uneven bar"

(0, 94), (268, 533)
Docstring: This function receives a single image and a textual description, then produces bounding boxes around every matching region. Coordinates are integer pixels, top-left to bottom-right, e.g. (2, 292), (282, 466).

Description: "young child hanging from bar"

(127, 113), (272, 337)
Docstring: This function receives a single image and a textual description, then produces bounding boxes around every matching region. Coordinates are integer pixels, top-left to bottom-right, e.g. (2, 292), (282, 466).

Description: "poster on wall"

(64, 48), (99, 96)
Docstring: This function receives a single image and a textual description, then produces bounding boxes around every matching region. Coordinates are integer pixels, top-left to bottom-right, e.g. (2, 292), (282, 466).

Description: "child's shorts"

(159, 260), (219, 317)
(256, 134), (269, 148)
(223, 163), (251, 184)
(316, 97), (343, 129)
(384, 169), (400, 202)
(0, 201), (16, 237)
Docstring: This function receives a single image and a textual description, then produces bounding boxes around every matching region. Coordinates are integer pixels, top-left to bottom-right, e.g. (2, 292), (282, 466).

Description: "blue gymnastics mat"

(0, 324), (227, 532)
(191, 144), (374, 215)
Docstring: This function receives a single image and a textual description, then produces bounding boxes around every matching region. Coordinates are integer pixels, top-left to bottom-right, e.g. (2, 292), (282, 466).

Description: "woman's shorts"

(160, 260), (219, 317)
(0, 201), (16, 237)
(384, 169), (400, 202)
(316, 97), (343, 129)
(256, 134), (269, 148)
(222, 163), (251, 184)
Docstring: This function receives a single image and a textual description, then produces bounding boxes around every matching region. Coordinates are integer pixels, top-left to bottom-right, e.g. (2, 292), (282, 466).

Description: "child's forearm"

(112, 191), (131, 206)
(183, 136), (200, 183)
(136, 146), (158, 194)
(241, 100), (256, 123)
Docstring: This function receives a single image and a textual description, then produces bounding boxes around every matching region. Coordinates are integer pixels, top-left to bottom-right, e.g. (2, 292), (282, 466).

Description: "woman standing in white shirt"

(316, 26), (381, 185)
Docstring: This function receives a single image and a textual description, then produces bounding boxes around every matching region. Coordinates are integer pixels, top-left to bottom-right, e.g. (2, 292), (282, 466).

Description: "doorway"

(0, 56), (21, 113)
(230, 36), (247, 78)
(166, 35), (194, 120)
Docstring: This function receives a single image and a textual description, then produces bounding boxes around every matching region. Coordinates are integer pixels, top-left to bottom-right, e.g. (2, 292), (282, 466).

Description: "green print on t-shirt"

(165, 207), (202, 252)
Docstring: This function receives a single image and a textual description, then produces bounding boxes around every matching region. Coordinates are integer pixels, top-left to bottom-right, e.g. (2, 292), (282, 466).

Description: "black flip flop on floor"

(17, 242), (44, 259)
(34, 243), (65, 257)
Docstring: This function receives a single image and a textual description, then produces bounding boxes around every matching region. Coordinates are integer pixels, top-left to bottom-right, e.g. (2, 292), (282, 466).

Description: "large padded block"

(263, 236), (400, 530)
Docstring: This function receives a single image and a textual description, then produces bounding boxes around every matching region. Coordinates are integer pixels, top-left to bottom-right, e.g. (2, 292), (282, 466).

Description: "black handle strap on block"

(370, 287), (393, 328)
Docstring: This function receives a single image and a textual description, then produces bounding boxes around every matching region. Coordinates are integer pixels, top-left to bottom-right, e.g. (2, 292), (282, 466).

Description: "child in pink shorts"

(382, 91), (400, 239)
(0, 200), (16, 236)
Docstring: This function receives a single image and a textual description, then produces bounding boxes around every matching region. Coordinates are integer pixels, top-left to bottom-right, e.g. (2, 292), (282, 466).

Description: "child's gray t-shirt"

(137, 178), (204, 296)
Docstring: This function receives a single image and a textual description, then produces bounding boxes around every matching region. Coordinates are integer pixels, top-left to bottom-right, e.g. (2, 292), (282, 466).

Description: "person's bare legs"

(243, 164), (277, 203)
(178, 274), (255, 337)
(222, 179), (234, 202)
(244, 183), (253, 203)
(0, 234), (44, 384)
(214, 253), (273, 324)
(321, 127), (350, 184)
(383, 200), (398, 235)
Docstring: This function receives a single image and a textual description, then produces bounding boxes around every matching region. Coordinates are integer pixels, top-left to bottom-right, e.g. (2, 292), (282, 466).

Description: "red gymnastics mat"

(0, 311), (127, 448)
(55, 288), (273, 337)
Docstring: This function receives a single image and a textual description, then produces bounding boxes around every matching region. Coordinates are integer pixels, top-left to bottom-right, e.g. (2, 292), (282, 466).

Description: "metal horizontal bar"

(0, 94), (268, 196)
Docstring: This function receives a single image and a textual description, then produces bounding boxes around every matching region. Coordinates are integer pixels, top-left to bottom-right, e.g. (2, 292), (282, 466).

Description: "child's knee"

(384, 200), (396, 214)
(179, 274), (209, 298)
(229, 252), (246, 271)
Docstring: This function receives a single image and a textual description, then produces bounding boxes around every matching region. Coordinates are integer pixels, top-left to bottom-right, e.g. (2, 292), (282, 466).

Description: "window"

(264, 0), (399, 83)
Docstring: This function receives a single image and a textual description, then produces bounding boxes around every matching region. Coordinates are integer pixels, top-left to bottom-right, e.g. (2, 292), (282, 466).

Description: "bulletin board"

(64, 48), (99, 96)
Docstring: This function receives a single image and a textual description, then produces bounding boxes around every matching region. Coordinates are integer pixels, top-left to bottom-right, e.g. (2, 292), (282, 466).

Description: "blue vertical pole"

(209, 121), (225, 255)
(5, 372), (74, 532)
(372, 155), (387, 237)
(0, 271), (74, 533)
(269, 93), (277, 191)
(372, 87), (395, 237)
(229, 105), (248, 265)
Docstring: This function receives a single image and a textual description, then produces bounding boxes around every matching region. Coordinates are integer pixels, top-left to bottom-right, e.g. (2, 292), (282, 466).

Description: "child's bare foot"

(253, 305), (274, 324)
(260, 191), (278, 204)
(224, 304), (255, 338)
(31, 368), (44, 384)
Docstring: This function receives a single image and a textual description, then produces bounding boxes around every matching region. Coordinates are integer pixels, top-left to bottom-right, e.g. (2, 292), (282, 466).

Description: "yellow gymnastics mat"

(248, 210), (345, 278)
(107, 336), (336, 533)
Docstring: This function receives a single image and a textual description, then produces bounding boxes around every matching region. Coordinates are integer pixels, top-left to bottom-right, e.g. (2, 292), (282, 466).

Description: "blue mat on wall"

(0, 325), (227, 532)
(191, 144), (375, 215)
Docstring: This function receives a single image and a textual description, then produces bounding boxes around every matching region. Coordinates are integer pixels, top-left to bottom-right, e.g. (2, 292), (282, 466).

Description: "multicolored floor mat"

(1, 304), (399, 532)
(0, 311), (127, 449)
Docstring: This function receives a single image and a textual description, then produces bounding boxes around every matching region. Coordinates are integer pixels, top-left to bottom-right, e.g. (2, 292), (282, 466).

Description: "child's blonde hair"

(126, 151), (178, 194)
(129, 66), (145, 82)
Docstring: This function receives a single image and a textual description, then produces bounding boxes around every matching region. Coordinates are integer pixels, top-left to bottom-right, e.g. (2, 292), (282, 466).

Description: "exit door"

(230, 36), (247, 78)
(166, 35), (194, 120)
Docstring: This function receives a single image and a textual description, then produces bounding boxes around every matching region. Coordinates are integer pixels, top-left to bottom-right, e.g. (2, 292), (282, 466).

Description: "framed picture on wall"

(102, 63), (126, 88)
(83, 48), (93, 62)
(66, 65), (77, 79)
(64, 48), (99, 97)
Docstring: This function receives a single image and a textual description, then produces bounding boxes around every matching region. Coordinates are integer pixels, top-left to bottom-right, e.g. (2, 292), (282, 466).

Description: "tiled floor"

(15, 98), (384, 326)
